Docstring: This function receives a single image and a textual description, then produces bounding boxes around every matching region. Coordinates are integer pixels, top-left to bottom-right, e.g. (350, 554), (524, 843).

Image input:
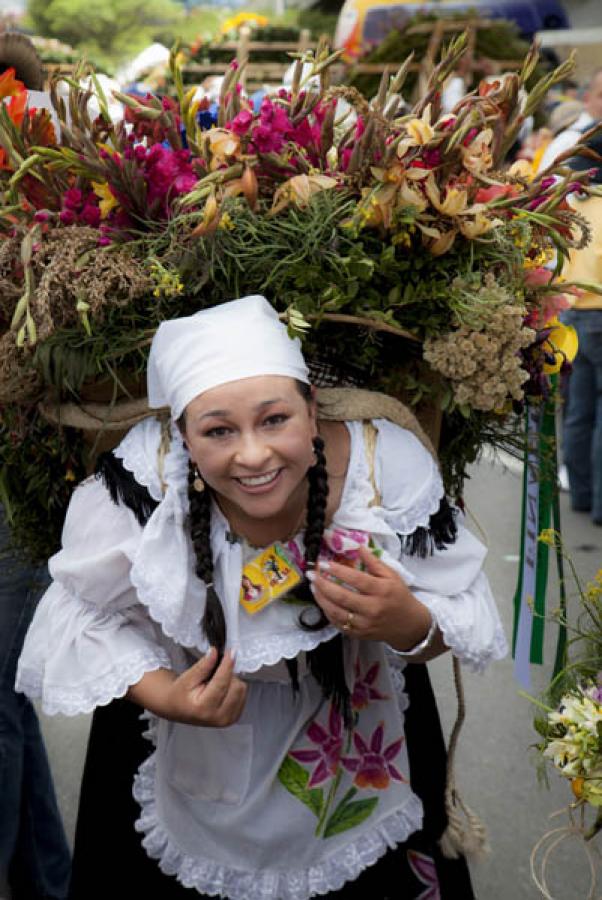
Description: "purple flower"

(341, 722), (406, 789)
(528, 195), (547, 211)
(289, 704), (343, 787)
(540, 176), (556, 191)
(351, 660), (388, 711)
(407, 849), (441, 900)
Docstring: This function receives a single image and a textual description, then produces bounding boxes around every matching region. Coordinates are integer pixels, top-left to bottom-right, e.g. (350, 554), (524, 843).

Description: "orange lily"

(0, 67), (24, 100)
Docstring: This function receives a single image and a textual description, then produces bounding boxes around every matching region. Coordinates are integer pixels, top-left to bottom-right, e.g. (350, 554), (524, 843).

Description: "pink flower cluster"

(228, 96), (345, 170)
(124, 144), (197, 219)
(59, 187), (100, 227)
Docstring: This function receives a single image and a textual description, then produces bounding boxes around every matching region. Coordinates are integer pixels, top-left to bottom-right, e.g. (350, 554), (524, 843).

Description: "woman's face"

(183, 376), (317, 523)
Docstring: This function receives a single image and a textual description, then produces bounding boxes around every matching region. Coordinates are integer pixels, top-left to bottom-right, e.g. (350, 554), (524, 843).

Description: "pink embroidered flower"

(351, 660), (388, 710)
(407, 849), (440, 900)
(341, 722), (406, 789)
(289, 704), (343, 787)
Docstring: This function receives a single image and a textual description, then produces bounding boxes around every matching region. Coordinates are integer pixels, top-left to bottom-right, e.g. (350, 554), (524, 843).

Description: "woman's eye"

(264, 414), (288, 427)
(204, 426), (232, 438)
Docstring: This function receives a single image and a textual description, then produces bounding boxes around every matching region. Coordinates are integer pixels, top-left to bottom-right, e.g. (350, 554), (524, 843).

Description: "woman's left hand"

(308, 545), (433, 649)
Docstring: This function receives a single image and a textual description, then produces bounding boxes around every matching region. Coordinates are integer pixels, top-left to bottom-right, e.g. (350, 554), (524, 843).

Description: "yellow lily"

(424, 173), (468, 216)
(398, 180), (428, 212)
(430, 229), (458, 256)
(206, 128), (241, 170)
(461, 128), (494, 175)
(223, 166), (259, 210)
(405, 105), (435, 147)
(270, 174), (337, 216)
(508, 159), (533, 180)
(458, 213), (499, 239)
(543, 317), (578, 374)
(92, 181), (118, 219)
(191, 193), (220, 236)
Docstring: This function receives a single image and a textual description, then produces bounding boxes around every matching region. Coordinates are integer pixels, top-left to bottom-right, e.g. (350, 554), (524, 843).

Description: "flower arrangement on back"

(0, 35), (600, 560)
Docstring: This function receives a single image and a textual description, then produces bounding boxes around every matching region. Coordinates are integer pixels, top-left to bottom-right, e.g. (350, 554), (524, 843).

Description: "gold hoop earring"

(193, 468), (205, 492)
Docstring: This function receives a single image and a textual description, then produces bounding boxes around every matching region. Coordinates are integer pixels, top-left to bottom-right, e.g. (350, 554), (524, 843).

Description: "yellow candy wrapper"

(240, 542), (303, 615)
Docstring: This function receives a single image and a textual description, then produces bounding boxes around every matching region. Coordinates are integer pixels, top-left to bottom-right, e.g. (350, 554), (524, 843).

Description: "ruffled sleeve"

(15, 476), (172, 715)
(372, 419), (508, 673)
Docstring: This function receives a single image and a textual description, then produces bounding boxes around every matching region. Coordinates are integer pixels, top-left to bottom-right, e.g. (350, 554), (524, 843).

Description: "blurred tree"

(27, 0), (183, 66)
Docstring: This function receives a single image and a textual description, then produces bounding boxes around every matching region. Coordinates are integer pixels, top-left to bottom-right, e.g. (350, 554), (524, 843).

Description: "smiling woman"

(16, 294), (507, 899)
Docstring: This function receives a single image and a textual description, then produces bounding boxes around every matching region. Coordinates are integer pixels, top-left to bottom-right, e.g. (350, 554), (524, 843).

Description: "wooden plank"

(405, 18), (499, 35)
(198, 41), (317, 52)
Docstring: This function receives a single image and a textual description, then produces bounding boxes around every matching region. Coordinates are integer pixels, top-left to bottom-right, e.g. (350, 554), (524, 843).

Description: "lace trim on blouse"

(17, 648), (171, 717)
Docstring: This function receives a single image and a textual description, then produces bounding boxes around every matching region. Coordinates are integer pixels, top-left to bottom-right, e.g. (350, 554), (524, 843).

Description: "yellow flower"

(461, 128), (494, 175)
(191, 194), (220, 236)
(538, 528), (559, 547)
(220, 12), (268, 34)
(542, 319), (578, 374)
(429, 229), (457, 256)
(398, 180), (428, 212)
(508, 159), (533, 179)
(424, 174), (469, 216)
(206, 128), (241, 169)
(223, 165), (258, 210)
(270, 174), (337, 216)
(405, 105), (434, 146)
(92, 181), (118, 219)
(64, 468), (76, 482)
(572, 777), (585, 799)
(459, 213), (499, 239)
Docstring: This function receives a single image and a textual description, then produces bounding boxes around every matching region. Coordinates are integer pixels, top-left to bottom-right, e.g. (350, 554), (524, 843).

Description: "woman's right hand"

(165, 648), (248, 727)
(127, 648), (248, 727)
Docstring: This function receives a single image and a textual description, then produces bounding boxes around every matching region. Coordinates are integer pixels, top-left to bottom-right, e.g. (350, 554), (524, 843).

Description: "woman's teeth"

(237, 470), (280, 487)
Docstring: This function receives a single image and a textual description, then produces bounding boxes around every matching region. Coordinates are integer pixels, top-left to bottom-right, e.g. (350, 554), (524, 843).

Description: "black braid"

(300, 435), (353, 728)
(187, 460), (227, 661)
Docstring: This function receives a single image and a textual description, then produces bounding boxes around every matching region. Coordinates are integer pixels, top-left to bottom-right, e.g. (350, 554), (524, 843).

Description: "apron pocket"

(167, 721), (253, 806)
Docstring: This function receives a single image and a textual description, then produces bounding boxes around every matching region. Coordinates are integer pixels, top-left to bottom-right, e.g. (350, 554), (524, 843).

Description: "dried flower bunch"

(424, 304), (535, 412)
(0, 38), (600, 558)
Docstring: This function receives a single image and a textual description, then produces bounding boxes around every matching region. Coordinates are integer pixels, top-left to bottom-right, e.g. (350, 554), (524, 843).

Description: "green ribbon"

(512, 376), (566, 679)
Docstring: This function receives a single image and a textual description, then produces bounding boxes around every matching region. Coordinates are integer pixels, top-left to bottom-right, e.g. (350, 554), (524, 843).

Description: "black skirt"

(68, 663), (473, 900)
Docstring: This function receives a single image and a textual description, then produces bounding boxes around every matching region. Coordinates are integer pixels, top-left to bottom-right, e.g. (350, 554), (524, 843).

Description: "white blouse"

(16, 417), (507, 900)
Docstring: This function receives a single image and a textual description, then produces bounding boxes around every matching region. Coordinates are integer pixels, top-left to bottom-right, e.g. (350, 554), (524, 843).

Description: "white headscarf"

(147, 295), (310, 420)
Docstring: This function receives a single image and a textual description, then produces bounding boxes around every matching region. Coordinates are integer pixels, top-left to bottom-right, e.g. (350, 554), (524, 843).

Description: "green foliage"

(26, 0), (184, 67)
(297, 9), (337, 40)
(349, 12), (546, 99)
(0, 405), (87, 561)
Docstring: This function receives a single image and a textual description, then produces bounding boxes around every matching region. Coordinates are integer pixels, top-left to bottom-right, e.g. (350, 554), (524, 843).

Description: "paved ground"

(35, 453), (602, 900)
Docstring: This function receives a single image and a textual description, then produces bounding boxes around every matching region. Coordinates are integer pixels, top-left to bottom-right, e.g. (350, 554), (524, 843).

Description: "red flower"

(474, 184), (517, 203)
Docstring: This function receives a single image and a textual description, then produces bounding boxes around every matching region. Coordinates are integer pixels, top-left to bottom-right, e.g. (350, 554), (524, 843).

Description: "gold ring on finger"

(342, 611), (355, 633)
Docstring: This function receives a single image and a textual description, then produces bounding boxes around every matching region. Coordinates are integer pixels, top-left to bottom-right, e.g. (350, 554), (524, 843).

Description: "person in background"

(537, 69), (602, 173)
(0, 32), (72, 900)
(0, 508), (71, 900)
(560, 132), (602, 525)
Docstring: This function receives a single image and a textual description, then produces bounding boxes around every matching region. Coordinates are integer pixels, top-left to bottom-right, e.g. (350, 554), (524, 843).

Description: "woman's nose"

(234, 433), (271, 469)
